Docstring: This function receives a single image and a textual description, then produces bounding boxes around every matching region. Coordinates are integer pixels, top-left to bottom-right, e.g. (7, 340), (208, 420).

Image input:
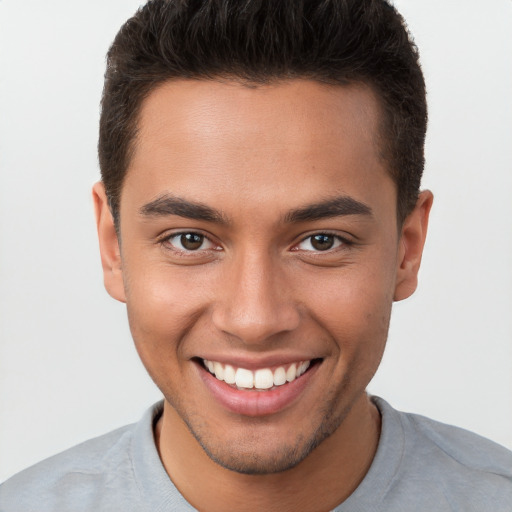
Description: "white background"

(1, 0), (511, 482)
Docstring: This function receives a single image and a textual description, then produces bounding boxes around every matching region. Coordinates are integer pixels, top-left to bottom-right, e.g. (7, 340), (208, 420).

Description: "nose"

(211, 251), (300, 345)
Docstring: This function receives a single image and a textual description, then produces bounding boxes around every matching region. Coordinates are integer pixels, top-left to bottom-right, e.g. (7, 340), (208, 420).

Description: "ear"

(394, 190), (434, 302)
(92, 182), (126, 303)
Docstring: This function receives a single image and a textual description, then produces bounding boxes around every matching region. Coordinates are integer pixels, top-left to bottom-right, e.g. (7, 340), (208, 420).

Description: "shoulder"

(373, 397), (512, 510)
(402, 406), (512, 477)
(0, 423), (141, 512)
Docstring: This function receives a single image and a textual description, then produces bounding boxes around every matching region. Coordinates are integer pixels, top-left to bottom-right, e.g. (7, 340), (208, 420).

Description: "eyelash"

(160, 231), (220, 254)
(293, 232), (351, 252)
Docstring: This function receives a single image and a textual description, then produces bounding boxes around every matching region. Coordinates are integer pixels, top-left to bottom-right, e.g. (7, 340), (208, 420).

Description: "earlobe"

(92, 182), (126, 303)
(394, 190), (433, 302)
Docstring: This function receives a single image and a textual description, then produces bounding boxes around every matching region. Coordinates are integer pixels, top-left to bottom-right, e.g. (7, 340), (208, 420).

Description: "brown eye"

(180, 233), (204, 250)
(164, 231), (218, 256)
(310, 234), (335, 251)
(296, 233), (344, 252)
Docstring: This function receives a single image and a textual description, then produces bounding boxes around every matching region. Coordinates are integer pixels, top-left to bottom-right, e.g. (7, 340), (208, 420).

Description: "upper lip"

(194, 353), (322, 370)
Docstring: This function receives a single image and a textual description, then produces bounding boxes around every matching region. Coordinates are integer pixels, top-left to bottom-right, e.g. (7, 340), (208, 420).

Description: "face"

(95, 79), (430, 475)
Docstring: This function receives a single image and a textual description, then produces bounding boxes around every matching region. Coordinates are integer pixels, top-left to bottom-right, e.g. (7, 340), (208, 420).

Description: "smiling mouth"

(201, 359), (320, 391)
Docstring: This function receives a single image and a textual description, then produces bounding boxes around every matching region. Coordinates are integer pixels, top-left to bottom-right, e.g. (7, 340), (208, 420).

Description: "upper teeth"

(203, 360), (311, 390)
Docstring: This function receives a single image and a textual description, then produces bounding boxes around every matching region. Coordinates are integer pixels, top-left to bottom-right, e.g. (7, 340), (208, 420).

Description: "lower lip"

(197, 362), (320, 417)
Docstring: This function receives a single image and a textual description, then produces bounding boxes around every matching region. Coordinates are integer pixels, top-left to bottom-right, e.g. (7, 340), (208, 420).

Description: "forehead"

(122, 79), (394, 219)
(134, 79), (383, 160)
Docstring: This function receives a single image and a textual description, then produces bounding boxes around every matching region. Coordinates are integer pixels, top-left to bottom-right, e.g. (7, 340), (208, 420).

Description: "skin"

(93, 79), (432, 512)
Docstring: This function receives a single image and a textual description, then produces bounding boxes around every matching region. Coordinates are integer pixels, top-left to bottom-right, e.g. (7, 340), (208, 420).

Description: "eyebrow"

(139, 193), (372, 225)
(284, 196), (373, 223)
(140, 194), (228, 224)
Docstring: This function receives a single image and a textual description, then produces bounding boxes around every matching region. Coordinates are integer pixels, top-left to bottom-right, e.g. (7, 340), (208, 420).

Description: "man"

(1, 0), (511, 510)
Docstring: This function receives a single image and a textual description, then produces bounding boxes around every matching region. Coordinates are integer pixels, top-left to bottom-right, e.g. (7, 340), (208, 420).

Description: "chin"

(178, 397), (348, 475)
(195, 436), (321, 475)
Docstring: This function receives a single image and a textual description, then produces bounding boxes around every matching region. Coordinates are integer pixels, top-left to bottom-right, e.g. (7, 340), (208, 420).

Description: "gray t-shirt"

(1, 397), (511, 511)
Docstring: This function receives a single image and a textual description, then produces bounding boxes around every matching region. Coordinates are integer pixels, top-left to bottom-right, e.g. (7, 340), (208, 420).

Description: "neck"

(155, 394), (381, 512)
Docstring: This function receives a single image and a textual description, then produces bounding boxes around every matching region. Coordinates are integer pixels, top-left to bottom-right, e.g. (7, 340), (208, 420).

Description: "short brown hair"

(99, 0), (427, 225)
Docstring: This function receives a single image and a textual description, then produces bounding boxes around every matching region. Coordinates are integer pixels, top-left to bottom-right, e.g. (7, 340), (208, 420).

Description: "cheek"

(122, 262), (211, 359)
(304, 261), (395, 352)
(310, 271), (393, 398)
